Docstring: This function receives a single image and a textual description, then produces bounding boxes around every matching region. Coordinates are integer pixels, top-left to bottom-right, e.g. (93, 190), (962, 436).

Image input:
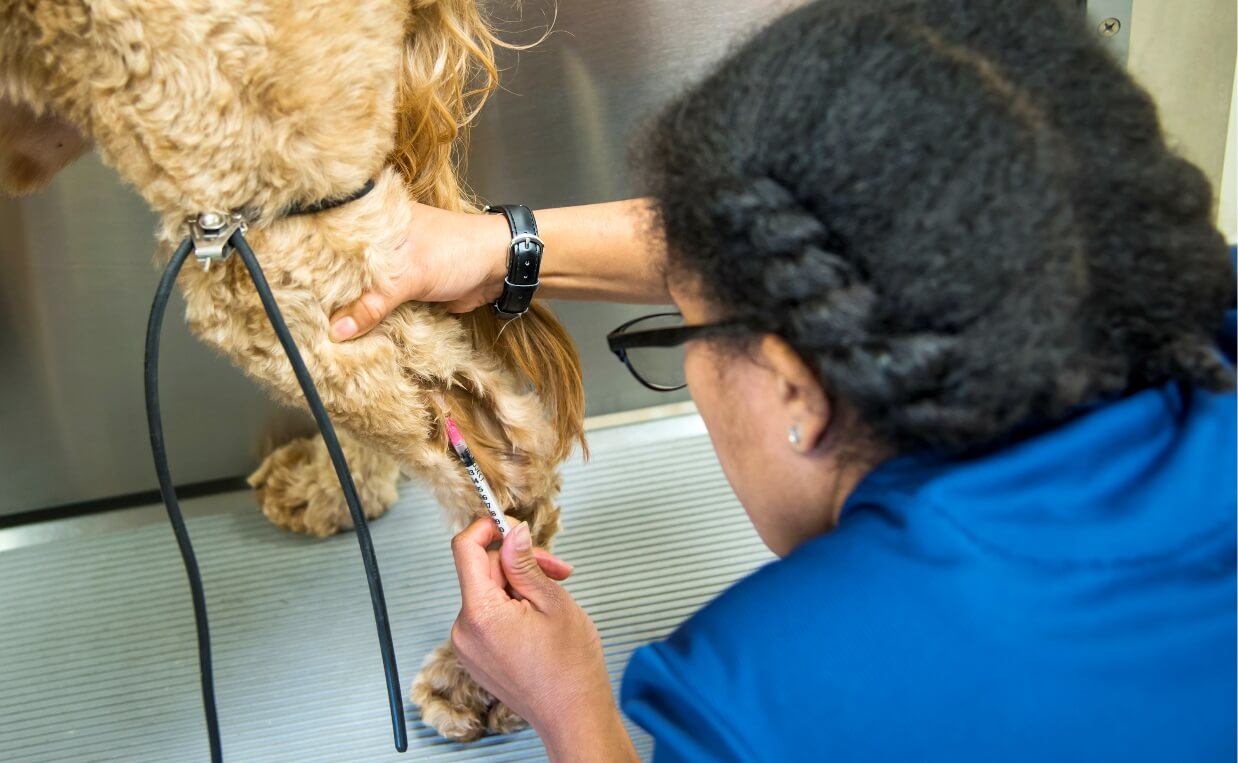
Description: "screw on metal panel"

(1098, 17), (1121, 37)
(198, 211), (225, 230)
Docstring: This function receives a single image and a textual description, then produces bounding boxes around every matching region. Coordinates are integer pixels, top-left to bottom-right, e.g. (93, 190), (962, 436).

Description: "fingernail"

(330, 316), (357, 342)
(512, 521), (531, 551)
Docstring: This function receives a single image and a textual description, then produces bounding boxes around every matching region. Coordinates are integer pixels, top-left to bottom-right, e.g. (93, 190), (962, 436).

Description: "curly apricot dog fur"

(1, 0), (582, 741)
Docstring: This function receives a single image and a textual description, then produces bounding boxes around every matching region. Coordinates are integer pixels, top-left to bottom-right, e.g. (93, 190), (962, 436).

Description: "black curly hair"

(642, 0), (1235, 453)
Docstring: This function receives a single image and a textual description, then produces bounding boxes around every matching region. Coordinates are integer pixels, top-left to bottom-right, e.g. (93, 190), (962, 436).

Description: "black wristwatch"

(485, 204), (543, 318)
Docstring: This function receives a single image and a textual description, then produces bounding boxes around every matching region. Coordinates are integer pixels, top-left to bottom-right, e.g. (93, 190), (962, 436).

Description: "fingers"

(452, 517), (573, 606)
(533, 548), (574, 581)
(450, 517), (505, 607)
(499, 522), (562, 611)
(487, 548), (570, 601)
(329, 290), (397, 341)
(488, 548), (505, 589)
(494, 512), (572, 581)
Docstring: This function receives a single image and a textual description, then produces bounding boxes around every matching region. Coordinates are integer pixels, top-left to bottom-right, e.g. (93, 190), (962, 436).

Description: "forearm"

(539, 696), (640, 763)
(329, 197), (669, 340)
(483, 198), (669, 304)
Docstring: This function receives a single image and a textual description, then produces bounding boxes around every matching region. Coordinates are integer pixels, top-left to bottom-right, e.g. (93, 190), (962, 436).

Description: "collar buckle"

(186, 211), (248, 272)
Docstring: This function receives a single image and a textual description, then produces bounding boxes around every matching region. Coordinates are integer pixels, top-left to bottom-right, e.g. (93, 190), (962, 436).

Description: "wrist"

(538, 693), (637, 763)
(476, 211), (510, 303)
(485, 204), (544, 317)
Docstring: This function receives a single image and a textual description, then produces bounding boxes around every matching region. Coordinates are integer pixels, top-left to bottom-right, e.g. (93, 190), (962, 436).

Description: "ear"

(758, 335), (831, 452)
(0, 100), (91, 196)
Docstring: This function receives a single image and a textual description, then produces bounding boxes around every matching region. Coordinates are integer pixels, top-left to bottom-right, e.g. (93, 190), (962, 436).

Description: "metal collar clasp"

(185, 211), (248, 271)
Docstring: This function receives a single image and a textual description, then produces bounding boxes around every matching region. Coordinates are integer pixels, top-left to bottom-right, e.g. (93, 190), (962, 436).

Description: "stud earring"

(788, 424), (801, 446)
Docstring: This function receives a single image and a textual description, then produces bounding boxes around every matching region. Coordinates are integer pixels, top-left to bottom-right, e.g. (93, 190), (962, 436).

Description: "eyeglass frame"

(606, 311), (743, 392)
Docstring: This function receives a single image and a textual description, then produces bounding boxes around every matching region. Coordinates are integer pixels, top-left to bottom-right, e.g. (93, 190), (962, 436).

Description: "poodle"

(1, 0), (584, 742)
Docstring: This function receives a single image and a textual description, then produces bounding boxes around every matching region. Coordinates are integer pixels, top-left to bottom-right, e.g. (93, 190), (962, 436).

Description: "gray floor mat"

(0, 414), (771, 761)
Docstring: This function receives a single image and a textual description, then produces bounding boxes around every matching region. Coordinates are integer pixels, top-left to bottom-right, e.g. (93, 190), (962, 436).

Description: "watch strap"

(486, 204), (543, 318)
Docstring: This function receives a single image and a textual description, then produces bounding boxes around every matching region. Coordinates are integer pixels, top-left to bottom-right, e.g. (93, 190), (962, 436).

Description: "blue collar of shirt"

(841, 252), (1236, 567)
(841, 374), (1236, 566)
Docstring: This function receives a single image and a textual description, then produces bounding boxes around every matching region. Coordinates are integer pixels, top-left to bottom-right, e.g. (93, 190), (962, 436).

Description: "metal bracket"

(185, 211), (247, 272)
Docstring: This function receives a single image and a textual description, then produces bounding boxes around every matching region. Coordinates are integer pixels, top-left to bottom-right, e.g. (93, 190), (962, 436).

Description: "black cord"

(144, 232), (408, 761)
(229, 231), (407, 751)
(144, 237), (223, 763)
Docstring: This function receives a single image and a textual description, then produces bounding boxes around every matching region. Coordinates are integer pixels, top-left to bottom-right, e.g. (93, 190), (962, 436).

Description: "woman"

(331, 0), (1237, 759)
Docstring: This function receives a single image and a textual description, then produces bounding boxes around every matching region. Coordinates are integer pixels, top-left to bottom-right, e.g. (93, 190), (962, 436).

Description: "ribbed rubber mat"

(0, 414), (771, 761)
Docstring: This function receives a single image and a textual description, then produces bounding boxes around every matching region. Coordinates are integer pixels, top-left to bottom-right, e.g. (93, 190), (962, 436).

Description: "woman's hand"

(328, 198), (670, 342)
(450, 518), (638, 763)
(328, 202), (508, 341)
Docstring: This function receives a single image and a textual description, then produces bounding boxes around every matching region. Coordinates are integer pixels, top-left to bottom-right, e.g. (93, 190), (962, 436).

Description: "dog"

(1, 0), (584, 741)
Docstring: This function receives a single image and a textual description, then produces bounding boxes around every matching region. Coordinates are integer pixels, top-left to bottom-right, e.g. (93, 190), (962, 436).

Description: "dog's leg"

(247, 430), (400, 538)
(412, 492), (562, 741)
(410, 643), (533, 738)
(411, 642), (505, 742)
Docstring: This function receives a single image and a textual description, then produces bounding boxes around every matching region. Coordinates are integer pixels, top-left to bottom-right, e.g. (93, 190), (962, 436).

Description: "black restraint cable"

(144, 229), (407, 762)
(144, 236), (223, 762)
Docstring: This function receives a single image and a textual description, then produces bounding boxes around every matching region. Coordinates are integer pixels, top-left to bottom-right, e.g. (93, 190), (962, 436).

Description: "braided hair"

(642, 0), (1235, 453)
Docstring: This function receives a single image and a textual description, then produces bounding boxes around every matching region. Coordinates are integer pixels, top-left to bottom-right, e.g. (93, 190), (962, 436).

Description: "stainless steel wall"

(0, 0), (801, 516)
(465, 0), (808, 415)
(0, 156), (279, 516)
(2, 0), (1231, 516)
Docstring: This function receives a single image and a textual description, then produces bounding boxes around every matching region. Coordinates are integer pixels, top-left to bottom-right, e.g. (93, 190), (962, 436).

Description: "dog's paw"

(248, 432), (399, 537)
(486, 701), (528, 735)
(412, 643), (525, 742)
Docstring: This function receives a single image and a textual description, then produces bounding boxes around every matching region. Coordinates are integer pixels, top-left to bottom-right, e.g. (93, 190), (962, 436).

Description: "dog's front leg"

(248, 429), (401, 538)
(410, 497), (562, 741)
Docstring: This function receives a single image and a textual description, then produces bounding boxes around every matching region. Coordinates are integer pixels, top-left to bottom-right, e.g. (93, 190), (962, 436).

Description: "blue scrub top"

(622, 304), (1237, 760)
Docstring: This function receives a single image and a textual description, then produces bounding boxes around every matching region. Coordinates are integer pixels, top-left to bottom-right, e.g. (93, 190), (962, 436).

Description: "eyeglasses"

(606, 312), (740, 392)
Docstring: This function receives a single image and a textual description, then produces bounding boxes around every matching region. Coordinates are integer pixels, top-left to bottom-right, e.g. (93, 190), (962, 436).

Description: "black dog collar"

(486, 204), (543, 319)
(188, 179), (378, 271)
(284, 179), (377, 218)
